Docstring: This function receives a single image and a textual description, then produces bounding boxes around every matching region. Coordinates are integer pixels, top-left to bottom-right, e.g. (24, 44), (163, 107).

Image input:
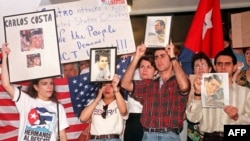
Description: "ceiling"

(40, 0), (250, 15)
(129, 0), (250, 15)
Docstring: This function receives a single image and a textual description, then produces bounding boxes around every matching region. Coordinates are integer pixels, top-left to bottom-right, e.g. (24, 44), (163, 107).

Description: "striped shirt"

(186, 83), (250, 133)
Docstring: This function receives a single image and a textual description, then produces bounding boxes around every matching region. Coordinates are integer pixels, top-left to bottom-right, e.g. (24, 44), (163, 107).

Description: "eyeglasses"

(101, 105), (108, 119)
(194, 64), (208, 69)
(245, 52), (250, 56)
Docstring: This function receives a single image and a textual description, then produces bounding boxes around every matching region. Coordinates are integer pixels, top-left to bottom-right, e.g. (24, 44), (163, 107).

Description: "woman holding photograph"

(186, 52), (215, 141)
(186, 49), (250, 141)
(79, 74), (128, 141)
(1, 43), (69, 141)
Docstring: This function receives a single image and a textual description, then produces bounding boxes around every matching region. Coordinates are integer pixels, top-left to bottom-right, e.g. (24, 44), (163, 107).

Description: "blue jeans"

(142, 131), (180, 141)
(89, 139), (120, 141)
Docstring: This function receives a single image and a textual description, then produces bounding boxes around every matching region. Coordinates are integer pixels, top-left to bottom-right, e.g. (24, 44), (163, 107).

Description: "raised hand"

(165, 40), (175, 58)
(135, 44), (146, 58)
(193, 74), (202, 94)
(112, 74), (120, 88)
(1, 43), (11, 58)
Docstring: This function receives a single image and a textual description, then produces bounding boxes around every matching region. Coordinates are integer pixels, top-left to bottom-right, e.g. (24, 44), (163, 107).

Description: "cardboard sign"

(231, 11), (250, 48)
(38, 0), (136, 63)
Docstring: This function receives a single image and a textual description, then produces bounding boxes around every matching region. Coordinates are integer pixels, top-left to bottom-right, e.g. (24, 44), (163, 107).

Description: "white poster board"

(38, 0), (136, 64)
(4, 10), (61, 83)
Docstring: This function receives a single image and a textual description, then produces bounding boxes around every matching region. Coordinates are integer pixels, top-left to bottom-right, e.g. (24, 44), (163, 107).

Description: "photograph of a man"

(202, 74), (224, 107)
(20, 28), (44, 51)
(92, 50), (110, 81)
(144, 16), (172, 47)
(148, 19), (166, 43)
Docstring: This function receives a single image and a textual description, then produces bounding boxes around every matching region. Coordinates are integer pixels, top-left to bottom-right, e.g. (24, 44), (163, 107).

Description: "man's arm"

(121, 44), (146, 92)
(171, 59), (190, 93)
(167, 42), (190, 93)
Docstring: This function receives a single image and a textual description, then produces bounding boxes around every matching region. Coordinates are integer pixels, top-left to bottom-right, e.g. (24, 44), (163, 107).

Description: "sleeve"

(13, 86), (31, 113)
(185, 100), (203, 123)
(235, 91), (250, 124)
(13, 86), (21, 102)
(122, 101), (129, 120)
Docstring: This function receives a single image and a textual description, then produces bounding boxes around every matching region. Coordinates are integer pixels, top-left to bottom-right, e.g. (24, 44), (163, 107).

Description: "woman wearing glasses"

(186, 52), (215, 141)
(80, 74), (128, 141)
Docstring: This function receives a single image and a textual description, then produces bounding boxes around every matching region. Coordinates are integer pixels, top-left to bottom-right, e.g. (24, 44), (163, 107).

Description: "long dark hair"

(27, 77), (58, 103)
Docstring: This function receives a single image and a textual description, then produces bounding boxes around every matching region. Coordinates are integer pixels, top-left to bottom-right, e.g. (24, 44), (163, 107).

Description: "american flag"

(68, 73), (100, 117)
(116, 56), (132, 79)
(0, 56), (131, 141)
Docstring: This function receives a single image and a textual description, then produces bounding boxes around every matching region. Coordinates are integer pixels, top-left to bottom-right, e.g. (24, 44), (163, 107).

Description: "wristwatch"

(170, 57), (177, 61)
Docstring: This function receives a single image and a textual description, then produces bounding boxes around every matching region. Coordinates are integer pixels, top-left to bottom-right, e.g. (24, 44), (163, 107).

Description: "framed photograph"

(90, 47), (117, 83)
(201, 73), (229, 108)
(4, 10), (61, 83)
(144, 16), (172, 48)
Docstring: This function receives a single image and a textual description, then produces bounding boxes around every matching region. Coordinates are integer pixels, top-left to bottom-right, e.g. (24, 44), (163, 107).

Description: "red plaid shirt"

(132, 76), (188, 129)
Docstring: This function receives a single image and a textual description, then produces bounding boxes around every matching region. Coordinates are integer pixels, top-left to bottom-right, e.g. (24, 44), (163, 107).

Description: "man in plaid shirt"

(121, 43), (190, 141)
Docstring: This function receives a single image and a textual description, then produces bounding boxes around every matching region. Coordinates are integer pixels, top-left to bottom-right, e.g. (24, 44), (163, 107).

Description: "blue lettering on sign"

(100, 12), (129, 22)
(76, 6), (101, 14)
(114, 39), (128, 50)
(74, 17), (97, 25)
(87, 25), (116, 38)
(77, 39), (102, 49)
(58, 29), (66, 43)
(70, 31), (85, 40)
(61, 51), (78, 61)
(60, 50), (90, 62)
(57, 20), (71, 28)
(56, 7), (74, 17)
(61, 52), (70, 61)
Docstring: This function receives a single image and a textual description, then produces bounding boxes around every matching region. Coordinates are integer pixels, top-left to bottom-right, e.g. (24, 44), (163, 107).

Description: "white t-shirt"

(128, 67), (143, 113)
(90, 100), (128, 135)
(127, 95), (143, 113)
(80, 68), (89, 74)
(13, 86), (69, 141)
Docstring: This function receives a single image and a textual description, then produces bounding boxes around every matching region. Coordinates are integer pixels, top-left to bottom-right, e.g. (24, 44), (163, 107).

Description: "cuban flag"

(28, 107), (55, 131)
(179, 0), (224, 75)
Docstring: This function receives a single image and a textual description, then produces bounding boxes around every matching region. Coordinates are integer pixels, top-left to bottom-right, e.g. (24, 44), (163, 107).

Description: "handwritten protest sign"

(39, 0), (136, 63)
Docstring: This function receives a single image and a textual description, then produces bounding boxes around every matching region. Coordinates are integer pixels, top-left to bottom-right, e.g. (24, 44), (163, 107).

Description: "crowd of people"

(1, 36), (250, 141)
